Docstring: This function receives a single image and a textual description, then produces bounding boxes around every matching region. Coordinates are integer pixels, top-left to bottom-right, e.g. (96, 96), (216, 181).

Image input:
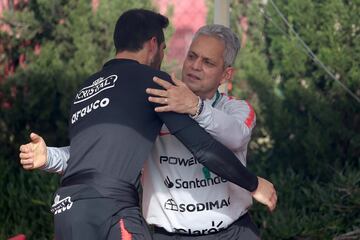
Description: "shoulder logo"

(74, 75), (117, 104)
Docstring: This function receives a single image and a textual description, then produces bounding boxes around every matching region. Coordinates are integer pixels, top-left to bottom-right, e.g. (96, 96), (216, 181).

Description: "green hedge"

(0, 157), (59, 239)
(250, 163), (360, 239)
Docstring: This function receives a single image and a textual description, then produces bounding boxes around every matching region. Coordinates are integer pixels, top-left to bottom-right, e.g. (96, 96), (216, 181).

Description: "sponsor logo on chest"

(164, 175), (227, 189)
(164, 197), (230, 213)
(160, 155), (198, 166)
(174, 220), (225, 235)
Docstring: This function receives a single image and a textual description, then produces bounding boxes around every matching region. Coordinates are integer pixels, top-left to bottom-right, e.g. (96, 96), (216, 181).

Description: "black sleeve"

(157, 112), (259, 192)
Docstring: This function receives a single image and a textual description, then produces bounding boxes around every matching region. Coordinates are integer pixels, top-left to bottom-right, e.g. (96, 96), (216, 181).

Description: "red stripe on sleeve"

(119, 219), (132, 240)
(159, 131), (170, 136)
(245, 101), (255, 128)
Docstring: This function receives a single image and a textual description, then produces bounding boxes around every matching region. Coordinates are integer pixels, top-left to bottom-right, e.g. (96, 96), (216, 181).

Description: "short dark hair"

(113, 9), (169, 53)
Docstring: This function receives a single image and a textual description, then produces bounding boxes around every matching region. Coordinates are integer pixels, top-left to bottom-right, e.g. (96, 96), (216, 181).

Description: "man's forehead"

(189, 35), (225, 60)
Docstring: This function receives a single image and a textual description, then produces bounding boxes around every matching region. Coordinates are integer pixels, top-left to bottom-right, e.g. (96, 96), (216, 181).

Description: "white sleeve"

(41, 146), (70, 174)
(192, 99), (256, 151)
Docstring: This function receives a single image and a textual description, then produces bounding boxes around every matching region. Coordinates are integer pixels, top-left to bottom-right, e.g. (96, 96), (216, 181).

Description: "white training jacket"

(45, 92), (256, 235)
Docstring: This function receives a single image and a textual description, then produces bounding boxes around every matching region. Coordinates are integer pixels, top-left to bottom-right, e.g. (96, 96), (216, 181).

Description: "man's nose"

(191, 58), (202, 71)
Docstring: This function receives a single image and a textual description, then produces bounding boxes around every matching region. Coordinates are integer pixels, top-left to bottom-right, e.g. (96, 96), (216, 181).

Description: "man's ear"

(220, 67), (235, 85)
(149, 36), (158, 54)
(143, 37), (158, 53)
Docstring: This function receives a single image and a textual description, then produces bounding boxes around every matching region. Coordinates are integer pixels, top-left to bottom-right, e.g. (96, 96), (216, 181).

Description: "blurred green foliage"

(229, 0), (360, 239)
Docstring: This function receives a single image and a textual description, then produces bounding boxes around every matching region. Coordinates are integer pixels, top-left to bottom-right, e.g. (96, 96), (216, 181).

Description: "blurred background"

(0, 0), (359, 239)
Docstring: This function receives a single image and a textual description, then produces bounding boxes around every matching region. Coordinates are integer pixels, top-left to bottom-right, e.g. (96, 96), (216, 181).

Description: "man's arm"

(44, 146), (69, 174)
(20, 130), (255, 190)
(161, 114), (276, 210)
(19, 133), (69, 174)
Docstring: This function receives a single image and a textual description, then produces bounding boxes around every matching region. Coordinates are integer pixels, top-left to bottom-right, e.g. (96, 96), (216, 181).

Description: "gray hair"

(193, 24), (240, 67)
